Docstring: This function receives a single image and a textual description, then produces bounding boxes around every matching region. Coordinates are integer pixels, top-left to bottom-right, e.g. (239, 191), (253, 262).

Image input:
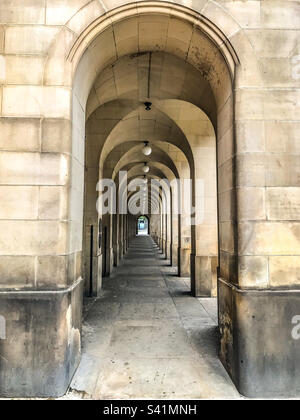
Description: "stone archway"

(72, 4), (237, 398)
(1, 2), (239, 397)
(1, 0), (299, 400)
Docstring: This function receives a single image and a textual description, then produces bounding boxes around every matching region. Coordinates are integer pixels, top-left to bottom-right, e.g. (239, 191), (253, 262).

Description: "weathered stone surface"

(0, 220), (67, 256)
(0, 0), (45, 24)
(237, 187), (266, 221)
(0, 118), (40, 152)
(192, 255), (218, 298)
(36, 255), (68, 288)
(0, 256), (35, 289)
(0, 186), (38, 220)
(46, 0), (92, 25)
(267, 188), (300, 220)
(261, 0), (300, 29)
(179, 247), (190, 277)
(2, 86), (71, 118)
(0, 152), (70, 185)
(38, 186), (68, 220)
(3, 55), (45, 85)
(238, 256), (269, 289)
(4, 26), (59, 54)
(269, 256), (300, 288)
(219, 278), (300, 398)
(0, 279), (83, 397)
(239, 221), (300, 255)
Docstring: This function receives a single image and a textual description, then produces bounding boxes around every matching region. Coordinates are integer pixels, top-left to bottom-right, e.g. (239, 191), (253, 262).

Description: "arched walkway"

(70, 235), (239, 399)
(1, 0), (299, 400)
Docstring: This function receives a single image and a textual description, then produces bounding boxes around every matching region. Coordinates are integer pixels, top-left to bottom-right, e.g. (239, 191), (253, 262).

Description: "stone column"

(178, 193), (191, 277)
(0, 81), (83, 396)
(171, 203), (179, 268)
(218, 28), (300, 396)
(113, 213), (120, 267)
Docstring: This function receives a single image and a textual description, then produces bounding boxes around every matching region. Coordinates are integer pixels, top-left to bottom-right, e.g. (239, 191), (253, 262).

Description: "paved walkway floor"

(67, 235), (241, 399)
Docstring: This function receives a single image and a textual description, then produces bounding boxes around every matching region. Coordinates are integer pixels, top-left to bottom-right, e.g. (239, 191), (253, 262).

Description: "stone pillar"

(0, 112), (83, 396)
(171, 244), (178, 267)
(123, 215), (127, 255)
(102, 214), (113, 277)
(0, 281), (83, 397)
(190, 120), (218, 297)
(126, 215), (129, 250)
(113, 213), (120, 267)
(84, 220), (102, 297)
(218, 49), (300, 397)
(171, 207), (179, 267)
(178, 179), (191, 277)
(119, 213), (124, 260)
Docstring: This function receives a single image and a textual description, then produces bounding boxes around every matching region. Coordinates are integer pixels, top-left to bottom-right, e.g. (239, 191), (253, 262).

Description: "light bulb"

(142, 141), (152, 156)
(142, 163), (149, 173)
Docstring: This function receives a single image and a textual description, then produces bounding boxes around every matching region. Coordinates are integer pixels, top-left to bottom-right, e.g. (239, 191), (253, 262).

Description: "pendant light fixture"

(142, 141), (152, 156)
(144, 101), (152, 111)
(142, 162), (150, 173)
(144, 53), (152, 112)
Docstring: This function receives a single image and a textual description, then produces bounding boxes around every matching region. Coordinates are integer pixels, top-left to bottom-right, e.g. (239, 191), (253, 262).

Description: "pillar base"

(218, 278), (300, 398)
(0, 279), (83, 398)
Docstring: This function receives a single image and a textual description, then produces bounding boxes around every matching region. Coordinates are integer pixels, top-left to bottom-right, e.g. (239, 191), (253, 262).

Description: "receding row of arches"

(81, 46), (228, 299)
(61, 4), (243, 397)
(1, 0), (298, 400)
(67, 8), (239, 389)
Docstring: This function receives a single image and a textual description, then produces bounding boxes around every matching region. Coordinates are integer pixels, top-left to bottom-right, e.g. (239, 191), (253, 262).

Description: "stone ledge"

(0, 277), (83, 296)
